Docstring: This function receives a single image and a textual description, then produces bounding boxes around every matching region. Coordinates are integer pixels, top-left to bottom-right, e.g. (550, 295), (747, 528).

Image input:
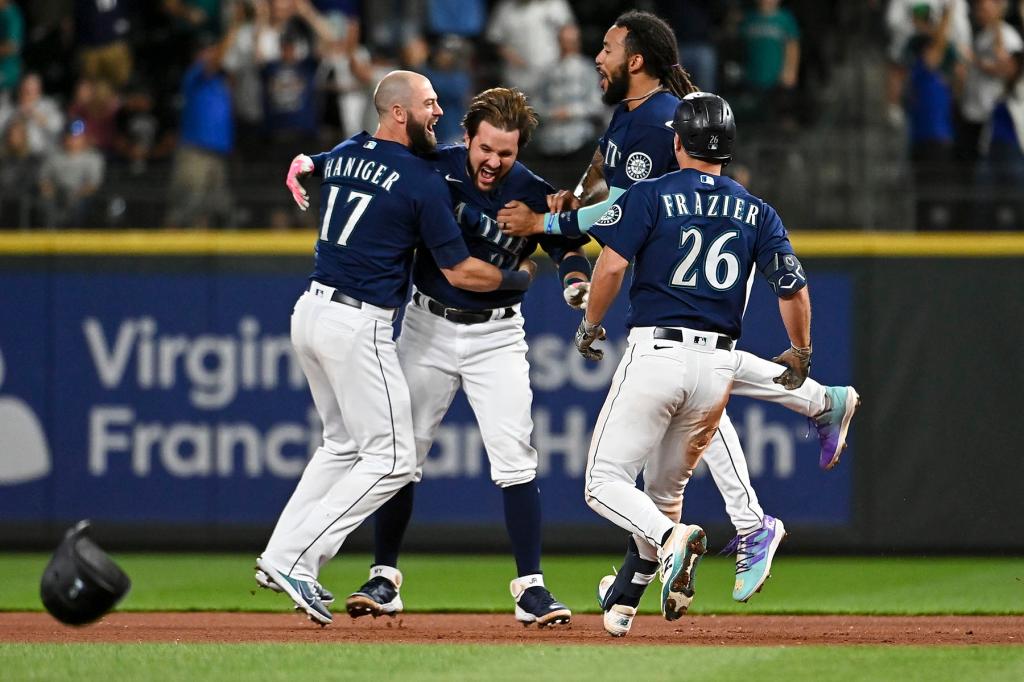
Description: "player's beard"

(406, 114), (437, 156)
(601, 61), (630, 106)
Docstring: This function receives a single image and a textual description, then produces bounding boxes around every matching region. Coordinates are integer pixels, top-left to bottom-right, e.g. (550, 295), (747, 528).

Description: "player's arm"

(575, 147), (609, 206)
(572, 245), (627, 361)
(441, 255), (534, 293)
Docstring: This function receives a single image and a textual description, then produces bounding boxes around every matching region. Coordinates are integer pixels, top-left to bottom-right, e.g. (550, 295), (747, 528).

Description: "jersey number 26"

(670, 228), (741, 291)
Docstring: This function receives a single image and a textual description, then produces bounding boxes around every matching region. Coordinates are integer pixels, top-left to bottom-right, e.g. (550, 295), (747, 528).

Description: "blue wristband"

(499, 269), (531, 292)
(545, 213), (558, 235)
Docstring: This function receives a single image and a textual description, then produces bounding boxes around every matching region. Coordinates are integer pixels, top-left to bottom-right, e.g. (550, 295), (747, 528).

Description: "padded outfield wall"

(0, 232), (1021, 553)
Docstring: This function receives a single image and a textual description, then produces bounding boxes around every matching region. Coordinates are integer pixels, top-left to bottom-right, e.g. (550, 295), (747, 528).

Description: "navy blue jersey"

(413, 144), (589, 310)
(308, 132), (470, 308)
(599, 91), (680, 190)
(589, 169), (796, 339)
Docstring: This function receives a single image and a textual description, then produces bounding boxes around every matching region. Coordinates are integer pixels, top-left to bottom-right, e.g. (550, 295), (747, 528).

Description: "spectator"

(38, 119), (105, 228)
(425, 0), (487, 40)
(657, 0), (720, 92)
(532, 23), (605, 180)
(112, 80), (176, 175)
(19, 0), (76, 98)
(970, 0), (1024, 228)
(486, 0), (575, 98)
(255, 0), (316, 64)
(318, 18), (372, 140)
(165, 33), (234, 228)
(0, 0), (23, 97)
(0, 73), (64, 155)
(0, 115), (42, 227)
(261, 31), (320, 161)
(423, 35), (472, 145)
(362, 0), (423, 55)
(74, 0), (133, 89)
(737, 0), (801, 125)
(67, 77), (121, 154)
(960, 0), (1023, 162)
(224, 0), (267, 154)
(902, 4), (963, 229)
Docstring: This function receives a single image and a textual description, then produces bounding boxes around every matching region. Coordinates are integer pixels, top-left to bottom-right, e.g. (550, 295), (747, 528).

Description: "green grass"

(2, 553), (1023, 615)
(2, 644), (1024, 682)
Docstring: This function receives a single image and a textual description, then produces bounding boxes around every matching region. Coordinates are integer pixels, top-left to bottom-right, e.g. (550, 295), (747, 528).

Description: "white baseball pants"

(261, 283), (416, 582)
(399, 292), (537, 487)
(585, 326), (737, 551)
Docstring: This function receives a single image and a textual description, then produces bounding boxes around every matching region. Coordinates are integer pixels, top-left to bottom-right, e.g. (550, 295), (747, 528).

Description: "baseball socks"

(502, 481), (543, 576)
(372, 482), (416, 568)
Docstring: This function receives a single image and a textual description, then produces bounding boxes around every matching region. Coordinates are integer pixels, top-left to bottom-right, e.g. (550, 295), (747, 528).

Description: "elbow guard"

(762, 252), (807, 297)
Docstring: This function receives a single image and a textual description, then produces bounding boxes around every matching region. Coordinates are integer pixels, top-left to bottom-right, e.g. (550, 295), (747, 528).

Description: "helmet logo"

(709, 135), (719, 150)
(625, 152), (653, 181)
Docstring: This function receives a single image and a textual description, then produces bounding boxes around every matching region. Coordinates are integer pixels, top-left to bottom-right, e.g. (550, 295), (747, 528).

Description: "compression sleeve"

(541, 186), (626, 237)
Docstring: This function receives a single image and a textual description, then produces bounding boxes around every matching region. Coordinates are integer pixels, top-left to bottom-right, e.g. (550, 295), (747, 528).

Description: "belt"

(413, 292), (515, 325)
(653, 327), (734, 351)
(308, 282), (398, 321)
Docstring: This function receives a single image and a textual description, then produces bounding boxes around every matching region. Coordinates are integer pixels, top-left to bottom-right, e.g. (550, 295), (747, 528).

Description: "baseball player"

(253, 71), (534, 625)
(343, 88), (587, 628)
(497, 10), (859, 626)
(578, 92), (812, 633)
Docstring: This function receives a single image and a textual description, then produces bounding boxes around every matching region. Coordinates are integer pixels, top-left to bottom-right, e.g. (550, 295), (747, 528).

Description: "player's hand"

(497, 201), (544, 237)
(771, 344), (812, 389)
(574, 317), (606, 361)
(547, 190), (581, 214)
(563, 281), (590, 309)
(285, 154), (314, 211)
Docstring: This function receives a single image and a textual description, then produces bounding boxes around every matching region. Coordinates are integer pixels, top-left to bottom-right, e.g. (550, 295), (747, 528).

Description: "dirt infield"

(2, 612), (1022, 646)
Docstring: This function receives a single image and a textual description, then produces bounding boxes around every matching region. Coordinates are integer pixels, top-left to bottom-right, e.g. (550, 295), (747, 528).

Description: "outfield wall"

(0, 232), (1021, 553)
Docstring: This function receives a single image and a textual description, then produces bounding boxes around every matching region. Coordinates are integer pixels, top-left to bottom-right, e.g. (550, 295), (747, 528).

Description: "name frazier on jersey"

(660, 191), (760, 225)
(323, 155), (401, 191)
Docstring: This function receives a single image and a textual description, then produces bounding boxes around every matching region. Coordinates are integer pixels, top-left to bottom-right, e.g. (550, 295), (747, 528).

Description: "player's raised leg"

(732, 350), (860, 470)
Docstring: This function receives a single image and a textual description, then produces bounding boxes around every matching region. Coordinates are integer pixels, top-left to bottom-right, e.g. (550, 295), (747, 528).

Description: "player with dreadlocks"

(499, 10), (860, 638)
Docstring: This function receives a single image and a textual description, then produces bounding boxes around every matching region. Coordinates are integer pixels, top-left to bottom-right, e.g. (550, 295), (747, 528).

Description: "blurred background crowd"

(0, 0), (1021, 231)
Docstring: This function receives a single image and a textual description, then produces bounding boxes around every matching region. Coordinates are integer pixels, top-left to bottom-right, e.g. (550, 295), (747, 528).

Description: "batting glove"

(563, 281), (590, 310)
(772, 344), (812, 389)
(574, 318), (607, 361)
(286, 154), (314, 211)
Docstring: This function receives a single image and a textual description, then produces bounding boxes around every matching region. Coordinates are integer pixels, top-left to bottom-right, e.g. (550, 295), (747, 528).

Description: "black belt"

(413, 292), (515, 325)
(653, 327), (734, 351)
(308, 282), (398, 321)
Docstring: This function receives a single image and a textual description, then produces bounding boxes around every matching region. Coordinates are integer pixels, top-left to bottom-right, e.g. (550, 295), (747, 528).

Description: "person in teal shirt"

(739, 0), (801, 91)
(0, 0), (23, 94)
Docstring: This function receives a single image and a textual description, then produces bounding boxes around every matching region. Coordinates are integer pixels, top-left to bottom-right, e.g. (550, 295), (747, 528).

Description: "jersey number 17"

(320, 187), (374, 245)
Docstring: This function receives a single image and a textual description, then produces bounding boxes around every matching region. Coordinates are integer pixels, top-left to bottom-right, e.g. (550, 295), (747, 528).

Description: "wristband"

(558, 253), (592, 284)
(500, 268), (531, 292)
(544, 212), (558, 235)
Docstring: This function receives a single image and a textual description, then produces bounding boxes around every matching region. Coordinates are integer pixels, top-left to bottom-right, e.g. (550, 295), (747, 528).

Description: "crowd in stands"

(890, 0), (1024, 229)
(6, 1), (1000, 231)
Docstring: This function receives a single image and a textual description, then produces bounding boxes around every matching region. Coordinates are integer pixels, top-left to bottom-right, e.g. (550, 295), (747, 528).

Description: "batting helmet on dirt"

(670, 92), (736, 164)
(40, 520), (131, 626)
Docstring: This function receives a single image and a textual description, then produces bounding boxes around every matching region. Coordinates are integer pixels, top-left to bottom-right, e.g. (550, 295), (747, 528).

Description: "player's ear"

(628, 52), (644, 75)
(463, 130), (470, 147)
(392, 103), (406, 125)
(673, 133), (682, 153)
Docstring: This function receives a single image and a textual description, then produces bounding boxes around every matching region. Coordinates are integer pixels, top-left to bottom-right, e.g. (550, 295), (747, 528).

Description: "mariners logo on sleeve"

(625, 152), (653, 181)
(595, 204), (622, 226)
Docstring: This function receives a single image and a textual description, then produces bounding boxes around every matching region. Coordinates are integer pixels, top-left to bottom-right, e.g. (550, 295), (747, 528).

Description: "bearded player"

(498, 11), (859, 636)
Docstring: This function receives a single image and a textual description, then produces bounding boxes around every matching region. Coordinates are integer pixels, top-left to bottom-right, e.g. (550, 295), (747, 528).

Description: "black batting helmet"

(670, 92), (736, 164)
(40, 520), (131, 626)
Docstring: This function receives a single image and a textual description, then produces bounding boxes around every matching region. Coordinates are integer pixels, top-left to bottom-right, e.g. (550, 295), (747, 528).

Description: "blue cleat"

(815, 386), (861, 470)
(658, 524), (707, 621)
(254, 567), (335, 605)
(723, 515), (787, 602)
(255, 557), (332, 625)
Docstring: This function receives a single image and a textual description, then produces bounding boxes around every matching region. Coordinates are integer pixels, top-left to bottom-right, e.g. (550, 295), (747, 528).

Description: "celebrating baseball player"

(253, 71), (534, 625)
(498, 11), (859, 631)
(343, 88), (587, 628)
(580, 91), (813, 634)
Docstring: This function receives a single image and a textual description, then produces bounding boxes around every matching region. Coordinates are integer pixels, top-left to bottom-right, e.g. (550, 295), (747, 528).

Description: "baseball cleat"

(254, 567), (335, 605)
(255, 557), (332, 625)
(723, 516), (787, 602)
(658, 524), (707, 621)
(597, 574), (636, 637)
(511, 574), (572, 628)
(346, 565), (404, 618)
(814, 386), (861, 470)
